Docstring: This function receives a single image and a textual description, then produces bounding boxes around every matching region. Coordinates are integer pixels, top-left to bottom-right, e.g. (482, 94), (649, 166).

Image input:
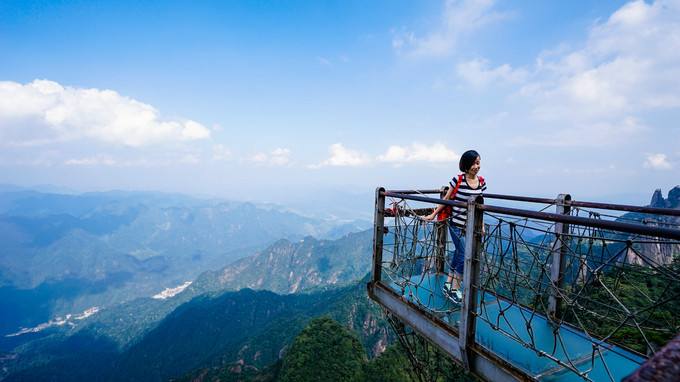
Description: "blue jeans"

(447, 224), (465, 275)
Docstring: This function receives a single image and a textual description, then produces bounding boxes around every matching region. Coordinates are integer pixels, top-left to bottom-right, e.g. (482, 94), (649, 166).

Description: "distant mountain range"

(192, 230), (373, 294)
(0, 212), (379, 381)
(0, 188), (370, 343)
(0, 227), (372, 348)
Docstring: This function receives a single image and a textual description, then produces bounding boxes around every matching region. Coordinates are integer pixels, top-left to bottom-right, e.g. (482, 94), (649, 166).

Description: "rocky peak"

(650, 189), (665, 208)
(668, 186), (680, 209)
(649, 186), (680, 209)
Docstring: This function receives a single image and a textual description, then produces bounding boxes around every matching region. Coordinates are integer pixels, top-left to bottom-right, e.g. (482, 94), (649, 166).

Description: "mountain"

(2, 276), (391, 381)
(277, 317), (367, 382)
(618, 186), (680, 266)
(192, 230), (373, 294)
(178, 315), (474, 382)
(0, 189), (369, 344)
(2, 228), (374, 353)
(649, 186), (680, 209)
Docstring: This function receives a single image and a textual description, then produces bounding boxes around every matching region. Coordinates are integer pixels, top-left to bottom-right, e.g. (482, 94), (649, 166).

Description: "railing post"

(548, 193), (572, 320)
(435, 186), (449, 274)
(372, 187), (386, 283)
(459, 195), (484, 371)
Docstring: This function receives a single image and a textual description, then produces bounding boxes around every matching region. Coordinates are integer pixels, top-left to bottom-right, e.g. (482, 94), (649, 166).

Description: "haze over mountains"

(0, 200), (382, 381)
(0, 186), (369, 345)
(194, 230), (372, 294)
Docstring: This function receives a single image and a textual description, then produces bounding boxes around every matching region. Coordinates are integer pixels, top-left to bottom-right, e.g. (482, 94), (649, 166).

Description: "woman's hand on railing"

(422, 213), (437, 221)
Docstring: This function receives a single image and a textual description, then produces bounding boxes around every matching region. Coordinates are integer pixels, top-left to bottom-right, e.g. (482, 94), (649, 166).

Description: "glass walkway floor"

(389, 273), (645, 381)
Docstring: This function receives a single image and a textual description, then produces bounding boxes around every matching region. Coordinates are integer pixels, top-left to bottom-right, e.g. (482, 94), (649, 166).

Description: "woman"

(424, 150), (486, 303)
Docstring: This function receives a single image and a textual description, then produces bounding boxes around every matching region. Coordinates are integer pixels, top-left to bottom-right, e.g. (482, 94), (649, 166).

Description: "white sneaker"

(453, 289), (463, 302)
(442, 285), (462, 304)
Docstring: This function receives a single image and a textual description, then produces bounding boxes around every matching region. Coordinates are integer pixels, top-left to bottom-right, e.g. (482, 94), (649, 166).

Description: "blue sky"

(1, 0), (678, 208)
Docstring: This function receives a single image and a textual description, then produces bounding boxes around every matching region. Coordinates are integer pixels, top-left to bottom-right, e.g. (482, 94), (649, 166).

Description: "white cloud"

(0, 79), (211, 147)
(212, 144), (231, 161)
(270, 148), (291, 166)
(510, 117), (645, 147)
(181, 121), (211, 140)
(393, 0), (509, 57)
(61, 153), (202, 167)
(525, 0), (680, 121)
(457, 59), (528, 89)
(378, 142), (458, 164)
(484, 0), (680, 149)
(248, 148), (291, 166)
(644, 153), (672, 169)
(64, 155), (117, 166)
(309, 143), (370, 168)
(179, 154), (200, 165)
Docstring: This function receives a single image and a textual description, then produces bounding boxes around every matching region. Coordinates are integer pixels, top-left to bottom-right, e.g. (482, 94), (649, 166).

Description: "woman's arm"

(423, 186), (455, 221)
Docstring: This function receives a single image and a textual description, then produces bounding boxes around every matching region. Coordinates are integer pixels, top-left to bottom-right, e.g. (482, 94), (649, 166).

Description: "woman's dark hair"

(459, 150), (480, 172)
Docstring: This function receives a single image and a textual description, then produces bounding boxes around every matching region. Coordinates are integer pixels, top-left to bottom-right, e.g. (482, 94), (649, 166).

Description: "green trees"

(278, 317), (367, 382)
(277, 317), (469, 382)
(361, 345), (413, 382)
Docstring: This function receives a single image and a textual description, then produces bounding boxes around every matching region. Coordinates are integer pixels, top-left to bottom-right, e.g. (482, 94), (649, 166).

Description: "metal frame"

(382, 191), (680, 241)
(372, 187), (386, 283)
(548, 194), (571, 320)
(435, 187), (448, 274)
(382, 189), (680, 217)
(459, 196), (484, 369)
(370, 188), (680, 382)
(367, 282), (532, 382)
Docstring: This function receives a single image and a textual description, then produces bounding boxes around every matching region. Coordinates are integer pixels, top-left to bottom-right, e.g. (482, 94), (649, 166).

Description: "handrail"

(382, 191), (680, 241)
(569, 200), (680, 216)
(382, 189), (680, 217)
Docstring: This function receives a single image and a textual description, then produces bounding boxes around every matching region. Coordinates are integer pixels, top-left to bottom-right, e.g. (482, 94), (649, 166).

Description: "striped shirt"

(449, 174), (487, 228)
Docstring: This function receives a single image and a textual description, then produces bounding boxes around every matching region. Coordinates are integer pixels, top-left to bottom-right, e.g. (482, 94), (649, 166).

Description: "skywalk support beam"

(367, 282), (530, 382)
(459, 196), (484, 371)
(549, 194), (571, 320)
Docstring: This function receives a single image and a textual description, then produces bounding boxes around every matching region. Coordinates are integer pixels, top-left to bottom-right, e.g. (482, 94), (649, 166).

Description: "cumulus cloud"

(248, 148), (291, 166)
(393, 0), (509, 57)
(378, 143), (458, 164)
(525, 0), (680, 121)
(309, 143), (370, 168)
(466, 0), (680, 149)
(644, 153), (672, 169)
(456, 59), (528, 89)
(0, 79), (211, 147)
(510, 116), (646, 147)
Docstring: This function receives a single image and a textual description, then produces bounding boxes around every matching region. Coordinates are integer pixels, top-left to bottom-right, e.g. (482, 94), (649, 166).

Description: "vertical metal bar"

(459, 195), (484, 371)
(435, 222), (447, 273)
(435, 186), (449, 274)
(548, 194), (572, 320)
(372, 187), (386, 283)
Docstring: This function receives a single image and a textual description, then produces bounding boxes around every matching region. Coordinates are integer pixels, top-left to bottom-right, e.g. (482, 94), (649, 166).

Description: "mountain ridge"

(2, 275), (390, 382)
